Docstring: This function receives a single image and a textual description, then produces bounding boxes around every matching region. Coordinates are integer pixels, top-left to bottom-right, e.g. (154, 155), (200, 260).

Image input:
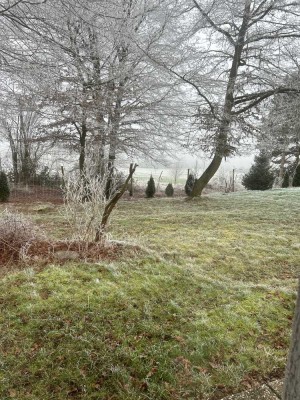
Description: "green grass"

(1, 188), (300, 399)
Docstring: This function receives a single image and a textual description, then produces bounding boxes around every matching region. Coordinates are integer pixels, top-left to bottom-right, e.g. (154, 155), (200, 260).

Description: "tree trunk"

(191, 0), (251, 197)
(79, 121), (87, 173)
(21, 145), (31, 185)
(282, 280), (300, 399)
(105, 157), (115, 200)
(12, 151), (18, 184)
(105, 122), (117, 199)
(277, 151), (286, 187)
(295, 145), (300, 167)
(95, 118), (106, 178)
(191, 148), (224, 196)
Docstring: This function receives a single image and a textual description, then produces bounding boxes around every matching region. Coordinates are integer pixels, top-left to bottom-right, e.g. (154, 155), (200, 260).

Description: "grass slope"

(1, 189), (300, 399)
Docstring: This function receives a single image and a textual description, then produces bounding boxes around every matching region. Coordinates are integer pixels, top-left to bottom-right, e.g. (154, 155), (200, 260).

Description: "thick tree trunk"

(191, 0), (251, 197)
(282, 280), (300, 399)
(191, 153), (223, 196)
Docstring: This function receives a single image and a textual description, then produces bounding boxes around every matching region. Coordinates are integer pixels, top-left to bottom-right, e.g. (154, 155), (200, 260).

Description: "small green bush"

(165, 183), (174, 197)
(185, 174), (195, 196)
(0, 171), (10, 202)
(145, 175), (156, 198)
(292, 164), (300, 187)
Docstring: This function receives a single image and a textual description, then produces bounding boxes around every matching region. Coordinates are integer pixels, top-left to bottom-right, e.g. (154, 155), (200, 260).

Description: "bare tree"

(26, 0), (179, 179)
(259, 73), (300, 183)
(147, 0), (300, 196)
(0, 79), (56, 183)
(0, 0), (51, 67)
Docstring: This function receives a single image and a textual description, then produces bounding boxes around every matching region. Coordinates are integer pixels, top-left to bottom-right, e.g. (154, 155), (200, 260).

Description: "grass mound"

(0, 210), (140, 268)
(25, 239), (139, 263)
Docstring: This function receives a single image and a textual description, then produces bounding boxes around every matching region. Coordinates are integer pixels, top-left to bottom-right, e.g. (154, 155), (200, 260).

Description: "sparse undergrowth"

(0, 210), (135, 267)
(0, 189), (299, 399)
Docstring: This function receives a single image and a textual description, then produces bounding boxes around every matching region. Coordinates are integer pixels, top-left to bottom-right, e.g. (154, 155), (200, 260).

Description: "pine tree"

(282, 171), (290, 188)
(242, 151), (274, 190)
(165, 183), (174, 197)
(292, 164), (300, 187)
(185, 174), (195, 196)
(145, 175), (156, 198)
(0, 171), (10, 202)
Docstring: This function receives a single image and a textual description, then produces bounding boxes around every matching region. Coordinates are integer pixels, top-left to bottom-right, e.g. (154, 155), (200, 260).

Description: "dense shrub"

(0, 171), (10, 202)
(0, 211), (43, 263)
(282, 171), (290, 188)
(292, 164), (300, 187)
(165, 183), (174, 197)
(185, 174), (195, 196)
(242, 152), (274, 190)
(145, 175), (156, 198)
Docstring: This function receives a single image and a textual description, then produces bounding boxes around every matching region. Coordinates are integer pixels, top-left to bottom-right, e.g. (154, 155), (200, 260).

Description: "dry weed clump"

(0, 210), (45, 265)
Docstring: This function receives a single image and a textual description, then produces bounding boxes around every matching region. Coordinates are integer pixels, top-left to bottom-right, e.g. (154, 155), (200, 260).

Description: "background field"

(0, 188), (299, 399)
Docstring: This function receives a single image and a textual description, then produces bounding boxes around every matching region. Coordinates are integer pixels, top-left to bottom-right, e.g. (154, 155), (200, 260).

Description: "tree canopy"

(0, 0), (300, 192)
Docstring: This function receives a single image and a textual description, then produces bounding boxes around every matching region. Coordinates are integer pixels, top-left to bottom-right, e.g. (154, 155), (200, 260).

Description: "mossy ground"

(0, 189), (299, 399)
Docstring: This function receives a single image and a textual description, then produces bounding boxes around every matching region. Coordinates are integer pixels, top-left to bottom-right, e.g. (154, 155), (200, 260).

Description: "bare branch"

(192, 0), (235, 46)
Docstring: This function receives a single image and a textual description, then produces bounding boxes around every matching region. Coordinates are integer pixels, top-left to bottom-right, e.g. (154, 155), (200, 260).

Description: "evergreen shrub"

(185, 174), (195, 196)
(145, 175), (156, 198)
(165, 183), (174, 197)
(242, 152), (274, 190)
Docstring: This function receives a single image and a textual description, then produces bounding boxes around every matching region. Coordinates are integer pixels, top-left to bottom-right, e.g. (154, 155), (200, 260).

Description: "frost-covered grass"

(0, 188), (299, 399)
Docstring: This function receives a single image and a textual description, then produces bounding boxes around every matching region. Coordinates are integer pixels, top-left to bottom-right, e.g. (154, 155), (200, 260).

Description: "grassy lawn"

(0, 188), (299, 399)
